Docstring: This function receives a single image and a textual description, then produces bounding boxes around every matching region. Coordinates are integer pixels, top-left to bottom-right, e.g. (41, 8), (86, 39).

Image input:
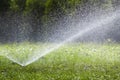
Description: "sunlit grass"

(0, 43), (120, 80)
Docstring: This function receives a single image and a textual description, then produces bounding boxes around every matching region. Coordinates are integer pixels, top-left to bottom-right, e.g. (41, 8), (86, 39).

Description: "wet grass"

(0, 43), (120, 80)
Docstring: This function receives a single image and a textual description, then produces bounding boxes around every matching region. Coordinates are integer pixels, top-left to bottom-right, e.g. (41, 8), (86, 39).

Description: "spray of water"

(4, 9), (119, 66)
(23, 11), (119, 66)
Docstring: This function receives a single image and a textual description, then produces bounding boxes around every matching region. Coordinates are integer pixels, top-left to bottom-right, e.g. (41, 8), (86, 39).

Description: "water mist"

(2, 9), (119, 66)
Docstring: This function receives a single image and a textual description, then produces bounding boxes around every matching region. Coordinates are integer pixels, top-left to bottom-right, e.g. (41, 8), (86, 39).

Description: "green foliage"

(44, 0), (53, 15)
(0, 0), (116, 16)
(0, 0), (116, 14)
(0, 43), (120, 80)
(10, 0), (26, 12)
(25, 0), (46, 15)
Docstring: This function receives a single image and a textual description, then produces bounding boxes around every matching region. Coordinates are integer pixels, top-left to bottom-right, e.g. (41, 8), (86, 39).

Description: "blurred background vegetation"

(0, 0), (120, 43)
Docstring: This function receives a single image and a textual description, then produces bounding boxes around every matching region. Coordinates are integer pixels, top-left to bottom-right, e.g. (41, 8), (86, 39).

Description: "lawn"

(0, 43), (120, 80)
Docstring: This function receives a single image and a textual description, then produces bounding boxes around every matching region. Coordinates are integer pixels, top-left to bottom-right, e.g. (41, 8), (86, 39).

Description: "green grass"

(0, 43), (120, 80)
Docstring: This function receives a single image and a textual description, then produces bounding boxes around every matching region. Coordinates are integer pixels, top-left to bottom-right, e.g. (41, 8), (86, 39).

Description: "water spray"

(16, 10), (120, 66)
(0, 7), (119, 66)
